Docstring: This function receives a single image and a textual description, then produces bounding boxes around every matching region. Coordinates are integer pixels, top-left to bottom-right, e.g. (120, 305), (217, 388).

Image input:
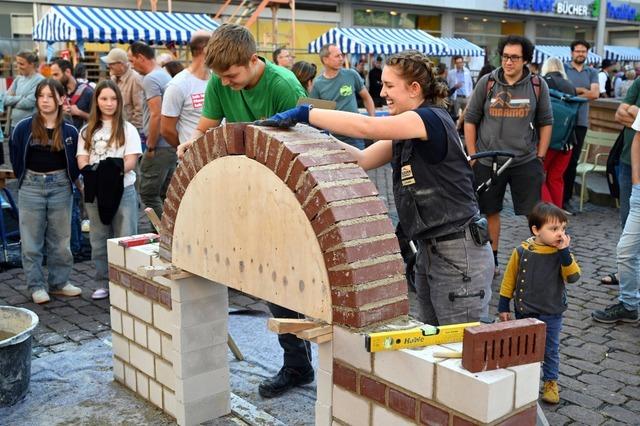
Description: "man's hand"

(575, 87), (587, 95)
(177, 141), (193, 160)
(499, 312), (512, 322)
(144, 149), (155, 160)
(254, 105), (312, 128)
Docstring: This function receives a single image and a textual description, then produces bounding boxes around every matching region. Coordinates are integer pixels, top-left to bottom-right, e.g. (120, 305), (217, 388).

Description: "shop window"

(354, 9), (418, 29)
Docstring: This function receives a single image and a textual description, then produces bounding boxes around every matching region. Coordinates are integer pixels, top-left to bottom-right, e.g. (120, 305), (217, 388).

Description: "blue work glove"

(254, 104), (312, 128)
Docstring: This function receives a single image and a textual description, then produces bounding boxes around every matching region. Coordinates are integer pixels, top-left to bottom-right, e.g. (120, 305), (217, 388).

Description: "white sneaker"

(32, 289), (50, 304)
(81, 219), (90, 233)
(50, 283), (82, 297)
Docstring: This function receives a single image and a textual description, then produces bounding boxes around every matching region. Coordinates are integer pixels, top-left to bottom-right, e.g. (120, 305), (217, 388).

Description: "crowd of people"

(2, 26), (639, 406)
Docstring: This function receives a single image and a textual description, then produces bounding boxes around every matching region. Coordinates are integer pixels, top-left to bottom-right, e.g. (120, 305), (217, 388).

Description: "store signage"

(506, 0), (638, 20)
(556, 1), (589, 16)
(607, 2), (637, 20)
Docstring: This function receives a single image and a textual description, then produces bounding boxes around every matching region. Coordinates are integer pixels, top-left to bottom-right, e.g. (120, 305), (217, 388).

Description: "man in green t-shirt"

(177, 24), (311, 399)
(615, 77), (640, 227)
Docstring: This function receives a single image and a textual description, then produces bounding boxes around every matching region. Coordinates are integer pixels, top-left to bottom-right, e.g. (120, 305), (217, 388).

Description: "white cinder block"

(107, 238), (126, 267)
(173, 343), (227, 379)
(124, 243), (155, 273)
(112, 332), (130, 363)
(124, 363), (137, 391)
(333, 326), (372, 373)
(508, 363), (541, 409)
(176, 392), (230, 426)
(149, 379), (163, 409)
(134, 319), (148, 347)
(316, 368), (332, 406)
(110, 307), (122, 334)
(137, 371), (149, 399)
(148, 327), (161, 355)
(154, 275), (227, 303)
(129, 344), (155, 378)
(374, 344), (449, 399)
(153, 303), (174, 335)
(173, 295), (228, 328)
(172, 319), (228, 354)
(315, 401), (332, 426)
(161, 333), (173, 363)
(333, 385), (370, 426)
(164, 389), (177, 417)
(109, 282), (127, 311)
(113, 356), (125, 381)
(121, 313), (134, 340)
(436, 359), (515, 423)
(175, 368), (229, 404)
(156, 358), (176, 391)
(127, 290), (153, 323)
(372, 404), (415, 426)
(318, 340), (333, 374)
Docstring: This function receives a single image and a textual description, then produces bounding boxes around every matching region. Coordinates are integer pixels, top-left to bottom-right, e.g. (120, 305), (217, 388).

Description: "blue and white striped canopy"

(33, 6), (219, 44)
(440, 38), (485, 57)
(308, 27), (449, 55)
(533, 45), (602, 65)
(604, 45), (640, 62)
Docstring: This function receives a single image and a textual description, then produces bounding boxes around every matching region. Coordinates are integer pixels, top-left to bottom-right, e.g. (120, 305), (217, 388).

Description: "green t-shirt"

(621, 78), (640, 165)
(202, 58), (306, 122)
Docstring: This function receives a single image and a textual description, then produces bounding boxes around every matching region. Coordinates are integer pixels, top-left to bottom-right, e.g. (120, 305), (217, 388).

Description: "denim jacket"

(9, 115), (80, 187)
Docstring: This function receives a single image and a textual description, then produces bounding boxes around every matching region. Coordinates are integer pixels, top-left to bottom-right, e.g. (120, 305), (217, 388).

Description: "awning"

(33, 5), (219, 44)
(308, 27), (449, 55)
(533, 45), (602, 65)
(604, 45), (640, 62)
(439, 38), (485, 57)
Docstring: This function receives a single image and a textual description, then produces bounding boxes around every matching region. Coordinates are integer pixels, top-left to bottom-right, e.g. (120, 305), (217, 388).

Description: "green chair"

(576, 130), (618, 211)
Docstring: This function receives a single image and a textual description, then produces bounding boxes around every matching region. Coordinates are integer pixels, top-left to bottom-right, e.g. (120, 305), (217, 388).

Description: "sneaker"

(32, 289), (50, 304)
(81, 219), (90, 233)
(541, 380), (559, 404)
(92, 288), (109, 300)
(592, 302), (639, 323)
(50, 283), (82, 297)
(258, 367), (314, 398)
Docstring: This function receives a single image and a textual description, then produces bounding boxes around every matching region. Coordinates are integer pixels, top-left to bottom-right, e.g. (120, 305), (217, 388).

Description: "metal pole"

(596, 0), (607, 57)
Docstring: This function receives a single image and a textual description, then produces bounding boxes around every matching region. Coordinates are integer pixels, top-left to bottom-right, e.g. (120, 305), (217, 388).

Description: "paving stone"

(608, 351), (640, 365)
(558, 363), (581, 377)
(49, 342), (79, 353)
(626, 399), (640, 412)
(31, 346), (51, 357)
(35, 332), (67, 346)
(600, 405), (639, 424)
(77, 321), (110, 333)
(77, 305), (105, 316)
(44, 300), (68, 308)
(563, 358), (604, 374)
(5, 294), (29, 304)
(620, 385), (640, 400)
(64, 313), (93, 324)
(544, 412), (571, 426)
(562, 337), (583, 347)
(601, 420), (629, 426)
(600, 369), (640, 386)
(562, 346), (606, 363)
(583, 385), (628, 406)
(558, 375), (588, 393)
(558, 405), (605, 424)
(67, 298), (92, 308)
(50, 307), (79, 317)
(606, 340), (640, 355)
(580, 332), (610, 345)
(48, 320), (79, 333)
(577, 374), (624, 392)
(559, 389), (603, 409)
(66, 329), (95, 342)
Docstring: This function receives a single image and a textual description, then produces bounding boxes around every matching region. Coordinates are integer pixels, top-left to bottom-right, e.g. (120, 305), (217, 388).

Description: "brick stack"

(107, 237), (230, 425)
(158, 123), (409, 330)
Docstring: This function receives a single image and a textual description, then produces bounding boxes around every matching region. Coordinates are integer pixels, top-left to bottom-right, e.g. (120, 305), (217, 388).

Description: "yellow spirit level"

(365, 322), (480, 352)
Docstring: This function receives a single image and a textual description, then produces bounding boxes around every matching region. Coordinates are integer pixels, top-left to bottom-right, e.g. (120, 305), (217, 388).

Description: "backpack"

(546, 88), (587, 151)
(486, 73), (541, 103)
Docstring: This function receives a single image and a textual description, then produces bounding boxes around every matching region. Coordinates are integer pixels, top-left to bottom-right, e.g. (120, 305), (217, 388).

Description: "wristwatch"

(537, 155), (545, 162)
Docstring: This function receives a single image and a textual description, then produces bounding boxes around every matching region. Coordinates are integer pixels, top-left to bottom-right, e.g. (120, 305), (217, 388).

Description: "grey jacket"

(465, 67), (553, 167)
(4, 73), (45, 129)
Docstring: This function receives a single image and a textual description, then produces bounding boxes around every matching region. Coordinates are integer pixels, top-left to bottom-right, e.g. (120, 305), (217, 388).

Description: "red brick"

(462, 318), (546, 373)
(159, 233), (173, 250)
(108, 267), (119, 283)
(318, 219), (396, 252)
(324, 237), (400, 269)
(254, 132), (271, 164)
(193, 135), (209, 171)
(272, 139), (336, 182)
(331, 278), (407, 308)
(145, 282), (159, 301)
(420, 402), (450, 426)
(286, 151), (356, 189)
(131, 276), (147, 294)
(296, 166), (368, 201)
(173, 166), (191, 193)
(388, 388), (417, 420)
(166, 173), (187, 203)
(328, 257), (405, 287)
(332, 361), (357, 392)
(359, 375), (386, 404)
(224, 123), (246, 155)
(496, 405), (536, 426)
(452, 416), (478, 426)
(158, 245), (172, 262)
(304, 182), (379, 220)
(264, 135), (283, 171)
(158, 289), (172, 309)
(312, 200), (389, 236)
(181, 149), (198, 181)
(244, 125), (259, 159)
(160, 211), (175, 237)
(118, 270), (131, 288)
(333, 298), (409, 328)
(205, 127), (228, 161)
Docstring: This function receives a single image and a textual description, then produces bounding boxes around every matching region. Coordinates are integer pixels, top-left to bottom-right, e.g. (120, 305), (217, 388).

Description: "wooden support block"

(310, 332), (333, 344)
(296, 325), (332, 340)
(267, 318), (322, 334)
(138, 265), (194, 280)
(145, 207), (162, 233)
(433, 350), (462, 359)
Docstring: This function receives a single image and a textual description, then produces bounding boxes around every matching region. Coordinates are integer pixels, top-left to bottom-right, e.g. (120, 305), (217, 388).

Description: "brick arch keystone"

(158, 123), (409, 329)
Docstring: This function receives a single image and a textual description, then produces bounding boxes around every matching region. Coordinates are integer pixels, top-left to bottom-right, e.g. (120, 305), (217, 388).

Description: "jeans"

(85, 185), (138, 287)
(619, 162), (632, 228)
(139, 148), (177, 218)
(516, 312), (562, 381)
(70, 184), (83, 254)
(414, 234), (494, 325)
(618, 184), (640, 311)
(268, 302), (312, 371)
(18, 170), (73, 292)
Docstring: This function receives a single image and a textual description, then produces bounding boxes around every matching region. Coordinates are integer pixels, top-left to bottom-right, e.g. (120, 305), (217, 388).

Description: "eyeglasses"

(501, 55), (523, 63)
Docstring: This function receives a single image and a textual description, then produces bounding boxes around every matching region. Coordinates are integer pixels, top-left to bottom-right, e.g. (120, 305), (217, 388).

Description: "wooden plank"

(267, 318), (321, 334)
(296, 325), (332, 340)
(145, 207), (162, 233)
(310, 333), (332, 344)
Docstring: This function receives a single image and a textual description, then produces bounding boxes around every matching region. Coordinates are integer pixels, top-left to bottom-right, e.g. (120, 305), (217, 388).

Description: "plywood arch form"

(159, 123), (409, 329)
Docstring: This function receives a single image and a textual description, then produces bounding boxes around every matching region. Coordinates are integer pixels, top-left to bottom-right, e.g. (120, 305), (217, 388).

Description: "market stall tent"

(604, 45), (640, 62)
(533, 45), (602, 65)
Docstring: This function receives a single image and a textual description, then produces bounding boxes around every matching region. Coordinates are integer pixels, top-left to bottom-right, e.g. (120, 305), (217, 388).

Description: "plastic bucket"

(0, 306), (39, 407)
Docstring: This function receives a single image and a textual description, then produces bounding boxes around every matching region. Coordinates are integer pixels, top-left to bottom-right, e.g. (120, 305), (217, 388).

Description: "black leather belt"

(434, 229), (467, 243)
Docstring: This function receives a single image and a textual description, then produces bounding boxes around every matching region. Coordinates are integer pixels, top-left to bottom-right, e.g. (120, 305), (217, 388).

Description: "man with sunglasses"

(464, 35), (553, 275)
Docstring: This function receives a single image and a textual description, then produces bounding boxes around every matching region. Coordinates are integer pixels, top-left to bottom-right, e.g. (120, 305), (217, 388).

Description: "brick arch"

(158, 123), (409, 329)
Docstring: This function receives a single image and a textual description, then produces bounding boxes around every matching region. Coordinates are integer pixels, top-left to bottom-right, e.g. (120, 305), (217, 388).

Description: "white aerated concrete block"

(156, 358), (176, 391)
(110, 307), (122, 334)
(374, 344), (449, 399)
(173, 295), (228, 328)
(316, 368), (333, 405)
(107, 238), (126, 267)
(161, 333), (174, 363)
(112, 332), (130, 363)
(109, 282), (127, 311)
(127, 290), (153, 323)
(121, 313), (134, 340)
(124, 243), (155, 273)
(113, 357), (125, 381)
(172, 319), (228, 353)
(137, 371), (149, 399)
(154, 276), (227, 303)
(149, 379), (163, 409)
(508, 362), (541, 409)
(318, 341), (333, 374)
(315, 401), (332, 426)
(134, 319), (148, 347)
(333, 326), (372, 372)
(172, 343), (227, 379)
(124, 363), (137, 391)
(148, 327), (161, 355)
(176, 392), (230, 426)
(175, 368), (229, 404)
(436, 359), (515, 423)
(153, 303), (174, 335)
(332, 385), (371, 426)
(164, 389), (177, 418)
(129, 344), (155, 378)
(372, 404), (416, 426)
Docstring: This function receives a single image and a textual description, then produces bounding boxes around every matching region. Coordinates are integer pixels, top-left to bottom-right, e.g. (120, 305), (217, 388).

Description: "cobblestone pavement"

(0, 165), (638, 425)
